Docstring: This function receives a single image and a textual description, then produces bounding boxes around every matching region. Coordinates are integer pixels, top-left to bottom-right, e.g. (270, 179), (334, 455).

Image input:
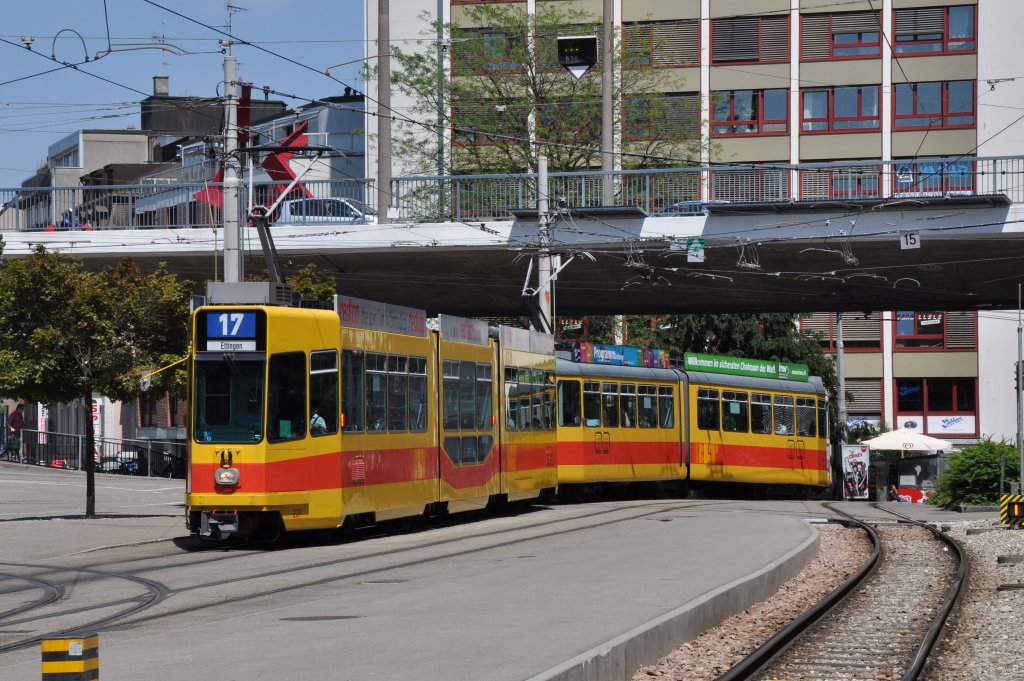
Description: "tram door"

(437, 315), (500, 510)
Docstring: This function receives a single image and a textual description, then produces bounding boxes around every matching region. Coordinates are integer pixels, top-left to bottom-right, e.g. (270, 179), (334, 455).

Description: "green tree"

(0, 249), (191, 517)
(929, 439), (1019, 509)
(379, 3), (706, 216)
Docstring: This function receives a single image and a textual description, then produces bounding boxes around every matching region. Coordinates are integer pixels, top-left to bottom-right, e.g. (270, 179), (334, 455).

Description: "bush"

(928, 439), (1020, 509)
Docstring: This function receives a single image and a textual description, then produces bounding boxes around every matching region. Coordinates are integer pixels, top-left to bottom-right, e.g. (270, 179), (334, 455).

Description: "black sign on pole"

(557, 36), (598, 79)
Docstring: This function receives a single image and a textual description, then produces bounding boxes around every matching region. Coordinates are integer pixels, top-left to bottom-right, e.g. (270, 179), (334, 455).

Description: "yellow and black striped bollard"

(41, 633), (98, 680)
(1000, 494), (1024, 528)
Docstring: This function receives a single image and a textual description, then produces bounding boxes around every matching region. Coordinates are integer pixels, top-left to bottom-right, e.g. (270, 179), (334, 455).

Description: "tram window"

(751, 393), (772, 434)
(602, 383), (619, 428)
(268, 352), (307, 441)
(796, 397), (817, 437)
(504, 368), (519, 430)
(194, 356), (264, 443)
(408, 356), (428, 432)
(443, 359), (460, 431)
(583, 381), (602, 427)
(342, 350), (365, 432)
(773, 395), (795, 435)
(388, 355), (408, 432)
(722, 391), (749, 433)
(531, 389), (543, 429)
(477, 434), (494, 462)
(309, 350), (339, 436)
(444, 436), (460, 463)
(638, 385), (657, 428)
(558, 380), (582, 427)
(620, 384), (637, 428)
(658, 386), (675, 428)
(817, 398), (828, 440)
(519, 392), (532, 431)
(366, 352), (388, 432)
(697, 388), (720, 431)
(543, 389), (554, 429)
(476, 363), (492, 430)
(459, 362), (477, 430)
(461, 434), (478, 464)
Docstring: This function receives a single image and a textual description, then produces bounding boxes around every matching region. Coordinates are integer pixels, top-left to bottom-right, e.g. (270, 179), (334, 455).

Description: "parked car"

(274, 197), (376, 225)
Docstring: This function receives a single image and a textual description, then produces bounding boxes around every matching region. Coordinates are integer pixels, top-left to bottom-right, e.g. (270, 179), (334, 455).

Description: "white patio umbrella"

(860, 428), (952, 452)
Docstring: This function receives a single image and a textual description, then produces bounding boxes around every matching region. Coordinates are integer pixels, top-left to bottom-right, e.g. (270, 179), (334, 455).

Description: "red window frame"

(710, 16), (788, 66)
(831, 28), (881, 58)
(893, 5), (976, 56)
(801, 86), (880, 134)
(893, 377), (977, 437)
(622, 21), (699, 69)
(711, 89), (788, 137)
(894, 311), (944, 349)
(893, 80), (975, 130)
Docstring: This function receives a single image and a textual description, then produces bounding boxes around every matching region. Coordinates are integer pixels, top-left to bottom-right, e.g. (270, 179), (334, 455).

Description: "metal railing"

(2, 156), (1021, 230)
(5, 428), (186, 479)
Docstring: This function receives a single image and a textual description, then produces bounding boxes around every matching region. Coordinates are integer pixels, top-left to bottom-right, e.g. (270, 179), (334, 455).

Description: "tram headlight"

(215, 467), (240, 487)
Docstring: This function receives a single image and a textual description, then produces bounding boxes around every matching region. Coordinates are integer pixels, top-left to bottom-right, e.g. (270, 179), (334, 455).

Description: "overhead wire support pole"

(600, 0), (614, 206)
(222, 50), (242, 282)
(536, 155), (553, 334)
(1018, 284), (1023, 492)
(377, 0), (392, 225)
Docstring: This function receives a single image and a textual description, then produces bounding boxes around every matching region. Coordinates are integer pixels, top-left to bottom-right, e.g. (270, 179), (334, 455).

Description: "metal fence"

(4, 428), (186, 479)
(2, 156), (1021, 229)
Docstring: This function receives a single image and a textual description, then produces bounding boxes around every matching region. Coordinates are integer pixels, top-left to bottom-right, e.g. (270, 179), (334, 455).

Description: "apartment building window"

(711, 15), (789, 64)
(800, 312), (881, 351)
(452, 29), (525, 74)
(624, 93), (698, 141)
(894, 81), (975, 129)
(52, 149), (80, 168)
(896, 311), (944, 348)
(896, 378), (976, 436)
(453, 101), (529, 145)
(712, 89), (788, 136)
(802, 11), (881, 60)
(894, 5), (975, 54)
(140, 398), (160, 428)
(892, 157), (975, 196)
(800, 163), (882, 200)
(537, 97), (600, 143)
(802, 86), (879, 132)
(623, 20), (699, 67)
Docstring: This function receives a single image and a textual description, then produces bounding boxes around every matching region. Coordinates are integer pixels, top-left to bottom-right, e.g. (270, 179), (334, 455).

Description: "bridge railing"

(1, 156), (1020, 230)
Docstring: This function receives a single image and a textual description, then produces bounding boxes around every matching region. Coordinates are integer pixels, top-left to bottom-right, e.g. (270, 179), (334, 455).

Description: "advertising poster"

(841, 444), (870, 500)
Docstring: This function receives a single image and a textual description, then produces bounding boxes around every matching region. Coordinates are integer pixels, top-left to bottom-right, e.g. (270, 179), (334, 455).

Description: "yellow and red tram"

(186, 288), (830, 540)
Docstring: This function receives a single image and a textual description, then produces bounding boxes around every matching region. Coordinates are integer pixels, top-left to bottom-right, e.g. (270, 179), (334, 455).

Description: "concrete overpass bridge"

(2, 158), (1022, 317)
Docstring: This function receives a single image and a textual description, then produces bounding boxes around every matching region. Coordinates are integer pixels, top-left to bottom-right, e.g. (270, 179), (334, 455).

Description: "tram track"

(715, 502), (967, 681)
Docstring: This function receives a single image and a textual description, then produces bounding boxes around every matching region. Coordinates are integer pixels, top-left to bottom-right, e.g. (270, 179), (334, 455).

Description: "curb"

(525, 523), (821, 681)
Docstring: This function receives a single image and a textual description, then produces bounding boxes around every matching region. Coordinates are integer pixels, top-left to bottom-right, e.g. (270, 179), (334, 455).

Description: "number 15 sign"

(900, 231), (921, 250)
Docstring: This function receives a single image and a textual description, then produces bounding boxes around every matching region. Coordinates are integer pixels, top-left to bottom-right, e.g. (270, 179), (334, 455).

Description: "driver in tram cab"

(310, 403), (327, 435)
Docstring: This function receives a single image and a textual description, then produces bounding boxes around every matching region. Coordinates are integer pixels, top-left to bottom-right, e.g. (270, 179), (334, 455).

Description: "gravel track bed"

(756, 523), (955, 681)
(921, 520), (1024, 680)
(633, 525), (871, 680)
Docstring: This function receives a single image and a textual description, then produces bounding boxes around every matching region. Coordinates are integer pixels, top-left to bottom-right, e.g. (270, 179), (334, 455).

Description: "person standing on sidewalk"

(6, 403), (25, 462)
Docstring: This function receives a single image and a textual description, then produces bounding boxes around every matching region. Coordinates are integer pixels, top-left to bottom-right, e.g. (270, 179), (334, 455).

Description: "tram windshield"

(194, 355), (265, 443)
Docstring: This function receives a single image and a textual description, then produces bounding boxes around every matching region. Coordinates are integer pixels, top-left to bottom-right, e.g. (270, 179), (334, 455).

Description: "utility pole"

(1018, 285), (1023, 492)
(600, 0), (614, 206)
(377, 0), (392, 225)
(436, 0), (446, 217)
(536, 155), (553, 334)
(835, 311), (847, 499)
(222, 50), (242, 282)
